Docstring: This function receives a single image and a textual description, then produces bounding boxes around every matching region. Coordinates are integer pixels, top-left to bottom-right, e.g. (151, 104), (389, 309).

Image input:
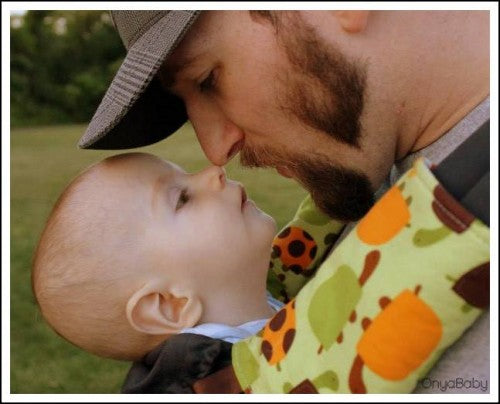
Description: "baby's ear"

(126, 284), (202, 335)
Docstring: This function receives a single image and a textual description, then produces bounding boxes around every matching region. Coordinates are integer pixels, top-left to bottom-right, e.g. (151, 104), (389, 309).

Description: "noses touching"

(195, 165), (226, 191)
(192, 165), (245, 208)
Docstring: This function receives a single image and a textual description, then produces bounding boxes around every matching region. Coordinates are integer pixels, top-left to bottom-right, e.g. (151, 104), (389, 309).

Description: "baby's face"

(92, 153), (276, 291)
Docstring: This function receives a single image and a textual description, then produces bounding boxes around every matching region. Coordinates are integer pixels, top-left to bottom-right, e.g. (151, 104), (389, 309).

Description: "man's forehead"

(173, 10), (214, 57)
(160, 12), (215, 86)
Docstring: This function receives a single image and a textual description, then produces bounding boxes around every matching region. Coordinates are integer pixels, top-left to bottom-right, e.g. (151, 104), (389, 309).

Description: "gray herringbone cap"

(78, 10), (201, 149)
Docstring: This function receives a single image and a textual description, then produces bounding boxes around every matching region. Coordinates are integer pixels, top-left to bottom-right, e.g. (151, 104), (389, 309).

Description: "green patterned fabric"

(233, 157), (489, 393)
(266, 193), (346, 301)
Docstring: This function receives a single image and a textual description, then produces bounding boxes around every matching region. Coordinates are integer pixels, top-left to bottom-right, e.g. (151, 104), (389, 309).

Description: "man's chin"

(310, 190), (374, 223)
(276, 166), (294, 178)
(240, 144), (374, 222)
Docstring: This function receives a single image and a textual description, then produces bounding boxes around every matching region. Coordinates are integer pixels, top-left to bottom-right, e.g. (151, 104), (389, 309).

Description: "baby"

(32, 151), (489, 394)
(32, 152), (283, 363)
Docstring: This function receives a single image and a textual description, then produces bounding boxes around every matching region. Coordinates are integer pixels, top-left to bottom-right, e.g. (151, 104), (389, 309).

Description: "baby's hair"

(32, 157), (166, 360)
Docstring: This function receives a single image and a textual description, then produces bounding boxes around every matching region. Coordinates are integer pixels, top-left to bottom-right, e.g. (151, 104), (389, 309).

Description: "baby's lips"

(240, 184), (248, 209)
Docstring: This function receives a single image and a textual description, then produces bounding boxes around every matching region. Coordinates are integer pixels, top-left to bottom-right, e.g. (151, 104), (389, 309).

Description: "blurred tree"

(10, 10), (125, 127)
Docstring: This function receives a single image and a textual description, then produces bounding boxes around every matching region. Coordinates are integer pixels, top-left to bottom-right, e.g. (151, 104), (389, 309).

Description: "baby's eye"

(175, 189), (189, 210)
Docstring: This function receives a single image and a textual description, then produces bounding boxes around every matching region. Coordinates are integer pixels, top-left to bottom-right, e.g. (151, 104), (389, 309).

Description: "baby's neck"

(199, 281), (276, 327)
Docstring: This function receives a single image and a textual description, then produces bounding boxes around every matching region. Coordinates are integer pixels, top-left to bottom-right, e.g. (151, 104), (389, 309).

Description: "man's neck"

(403, 90), (490, 158)
(392, 12), (489, 160)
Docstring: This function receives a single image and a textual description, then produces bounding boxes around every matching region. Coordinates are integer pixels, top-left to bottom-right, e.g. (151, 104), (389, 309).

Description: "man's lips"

(276, 166), (294, 178)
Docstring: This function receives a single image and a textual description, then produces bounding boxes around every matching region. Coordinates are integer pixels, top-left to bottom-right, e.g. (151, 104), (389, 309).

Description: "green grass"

(10, 123), (307, 393)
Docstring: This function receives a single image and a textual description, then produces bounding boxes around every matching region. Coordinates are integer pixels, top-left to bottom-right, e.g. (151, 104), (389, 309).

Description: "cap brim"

(78, 11), (200, 150)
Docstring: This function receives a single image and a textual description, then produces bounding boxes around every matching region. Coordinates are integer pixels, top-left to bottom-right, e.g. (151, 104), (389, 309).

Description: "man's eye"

(175, 189), (189, 210)
(198, 70), (217, 93)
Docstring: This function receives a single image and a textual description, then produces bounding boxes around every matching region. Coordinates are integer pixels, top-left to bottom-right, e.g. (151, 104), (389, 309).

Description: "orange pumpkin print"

(349, 286), (443, 393)
(357, 183), (411, 245)
(261, 299), (297, 366)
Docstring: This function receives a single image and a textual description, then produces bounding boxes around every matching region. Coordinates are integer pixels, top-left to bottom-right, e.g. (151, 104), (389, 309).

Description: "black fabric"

(461, 172), (490, 226)
(88, 77), (188, 150)
(432, 120), (490, 225)
(122, 333), (233, 394)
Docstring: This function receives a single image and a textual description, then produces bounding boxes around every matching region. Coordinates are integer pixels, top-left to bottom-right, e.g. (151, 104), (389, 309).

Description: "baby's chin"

(246, 201), (277, 247)
(263, 215), (278, 246)
(258, 208), (277, 234)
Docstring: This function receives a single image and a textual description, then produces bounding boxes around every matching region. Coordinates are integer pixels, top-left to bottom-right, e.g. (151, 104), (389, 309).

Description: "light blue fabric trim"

(180, 293), (284, 344)
(266, 291), (285, 312)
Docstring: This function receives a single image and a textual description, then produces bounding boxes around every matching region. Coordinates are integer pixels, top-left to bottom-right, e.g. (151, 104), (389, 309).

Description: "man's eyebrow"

(158, 54), (201, 90)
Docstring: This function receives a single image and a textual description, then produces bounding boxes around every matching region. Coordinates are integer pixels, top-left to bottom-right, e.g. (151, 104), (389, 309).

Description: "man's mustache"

(240, 144), (375, 222)
(240, 144), (284, 169)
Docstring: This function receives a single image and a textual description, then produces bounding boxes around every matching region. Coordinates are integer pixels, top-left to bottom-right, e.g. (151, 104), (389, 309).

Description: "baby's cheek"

(201, 215), (246, 242)
(183, 209), (254, 255)
(182, 228), (246, 265)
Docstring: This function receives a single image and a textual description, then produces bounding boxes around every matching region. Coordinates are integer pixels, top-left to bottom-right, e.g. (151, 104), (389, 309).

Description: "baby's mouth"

(241, 186), (248, 210)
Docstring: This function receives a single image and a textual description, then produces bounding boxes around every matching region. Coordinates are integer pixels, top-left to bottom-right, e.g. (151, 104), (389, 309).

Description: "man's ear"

(126, 284), (202, 335)
(334, 11), (370, 33)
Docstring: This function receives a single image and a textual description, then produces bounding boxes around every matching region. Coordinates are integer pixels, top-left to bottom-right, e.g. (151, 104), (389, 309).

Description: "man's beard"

(241, 145), (374, 222)
(241, 12), (374, 222)
(276, 12), (366, 147)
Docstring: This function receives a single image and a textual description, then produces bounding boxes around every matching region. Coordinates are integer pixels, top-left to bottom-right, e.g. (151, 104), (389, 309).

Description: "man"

(79, 10), (490, 393)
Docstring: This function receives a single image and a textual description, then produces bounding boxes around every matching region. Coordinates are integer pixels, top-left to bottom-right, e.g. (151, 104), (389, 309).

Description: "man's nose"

(195, 118), (245, 166)
(196, 165), (226, 190)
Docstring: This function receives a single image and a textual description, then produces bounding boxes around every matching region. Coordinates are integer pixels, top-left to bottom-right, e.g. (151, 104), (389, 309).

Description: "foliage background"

(10, 11), (125, 127)
(10, 11), (307, 393)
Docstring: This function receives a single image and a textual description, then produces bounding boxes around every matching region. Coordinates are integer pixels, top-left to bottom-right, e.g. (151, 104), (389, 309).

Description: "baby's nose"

(199, 165), (226, 189)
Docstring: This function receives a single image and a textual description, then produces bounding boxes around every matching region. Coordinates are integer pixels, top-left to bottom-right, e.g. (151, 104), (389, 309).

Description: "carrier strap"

(192, 364), (243, 394)
(431, 120), (490, 225)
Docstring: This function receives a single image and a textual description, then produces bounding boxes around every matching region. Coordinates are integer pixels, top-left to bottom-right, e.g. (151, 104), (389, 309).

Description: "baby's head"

(32, 152), (276, 361)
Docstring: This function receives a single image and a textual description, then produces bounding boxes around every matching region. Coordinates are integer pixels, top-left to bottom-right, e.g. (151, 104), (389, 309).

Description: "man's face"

(162, 11), (375, 221)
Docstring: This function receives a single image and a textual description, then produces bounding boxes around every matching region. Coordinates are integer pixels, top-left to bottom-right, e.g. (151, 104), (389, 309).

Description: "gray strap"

(431, 120), (489, 225)
(420, 97), (490, 165)
(461, 172), (490, 226)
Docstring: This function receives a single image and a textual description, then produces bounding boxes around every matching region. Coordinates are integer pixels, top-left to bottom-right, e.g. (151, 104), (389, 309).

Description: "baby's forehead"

(70, 155), (183, 202)
(164, 160), (185, 174)
(93, 153), (184, 176)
